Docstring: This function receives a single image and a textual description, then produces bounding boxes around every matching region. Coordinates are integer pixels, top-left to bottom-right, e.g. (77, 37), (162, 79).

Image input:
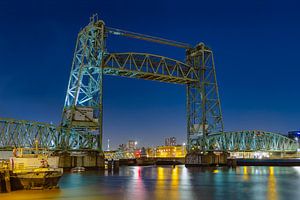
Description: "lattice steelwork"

(186, 44), (223, 151)
(103, 53), (198, 84)
(0, 118), (99, 150)
(0, 118), (59, 149)
(206, 130), (298, 152)
(1, 118), (297, 152)
(104, 151), (135, 160)
(62, 16), (105, 150)
(1, 15), (296, 153)
(60, 16), (223, 151)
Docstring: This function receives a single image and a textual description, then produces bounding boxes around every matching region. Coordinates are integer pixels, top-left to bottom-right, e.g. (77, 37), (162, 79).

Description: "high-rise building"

(127, 140), (137, 151)
(170, 137), (176, 146)
(165, 138), (170, 146)
(165, 137), (176, 146)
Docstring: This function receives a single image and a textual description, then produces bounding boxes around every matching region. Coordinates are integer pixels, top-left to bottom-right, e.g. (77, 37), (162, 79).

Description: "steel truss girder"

(0, 118), (98, 150)
(0, 118), (59, 149)
(1, 118), (297, 153)
(103, 52), (198, 84)
(205, 130), (298, 152)
(104, 151), (135, 160)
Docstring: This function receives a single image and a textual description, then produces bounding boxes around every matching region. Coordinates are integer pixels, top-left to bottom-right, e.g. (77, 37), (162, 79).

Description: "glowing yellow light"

(267, 167), (277, 200)
(243, 166), (249, 181)
(269, 166), (274, 176)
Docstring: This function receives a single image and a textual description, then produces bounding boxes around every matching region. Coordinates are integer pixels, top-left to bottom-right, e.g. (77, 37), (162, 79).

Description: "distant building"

(165, 137), (176, 146)
(118, 144), (126, 151)
(164, 138), (169, 146)
(147, 145), (186, 158)
(127, 140), (137, 151)
(288, 131), (300, 144)
(164, 138), (170, 146)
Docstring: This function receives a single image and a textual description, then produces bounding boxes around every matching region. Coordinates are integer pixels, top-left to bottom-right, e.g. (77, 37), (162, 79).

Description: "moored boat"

(9, 147), (63, 190)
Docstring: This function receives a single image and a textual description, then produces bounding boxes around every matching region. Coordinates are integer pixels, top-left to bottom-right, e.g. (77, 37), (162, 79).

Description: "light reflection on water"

(1, 166), (300, 200)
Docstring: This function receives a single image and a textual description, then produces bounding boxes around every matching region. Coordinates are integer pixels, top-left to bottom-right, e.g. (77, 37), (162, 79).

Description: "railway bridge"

(0, 15), (297, 164)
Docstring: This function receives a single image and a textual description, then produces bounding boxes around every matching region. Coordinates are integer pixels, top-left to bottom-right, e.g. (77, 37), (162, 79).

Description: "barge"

(8, 147), (63, 190)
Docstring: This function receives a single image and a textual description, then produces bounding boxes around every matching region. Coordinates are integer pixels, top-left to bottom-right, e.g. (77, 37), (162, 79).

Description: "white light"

(183, 143), (186, 146)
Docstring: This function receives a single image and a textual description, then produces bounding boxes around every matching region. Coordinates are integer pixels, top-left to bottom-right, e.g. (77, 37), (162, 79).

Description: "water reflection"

(170, 167), (179, 199)
(127, 166), (146, 199)
(154, 166), (182, 199)
(243, 166), (249, 181)
(1, 166), (300, 200)
(267, 167), (277, 200)
(155, 167), (165, 199)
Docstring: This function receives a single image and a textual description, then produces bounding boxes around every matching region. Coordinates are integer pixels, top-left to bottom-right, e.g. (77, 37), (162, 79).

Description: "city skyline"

(0, 0), (300, 149)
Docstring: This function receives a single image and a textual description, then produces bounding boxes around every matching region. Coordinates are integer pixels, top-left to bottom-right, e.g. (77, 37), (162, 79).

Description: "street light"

(134, 141), (138, 150)
(182, 142), (186, 156)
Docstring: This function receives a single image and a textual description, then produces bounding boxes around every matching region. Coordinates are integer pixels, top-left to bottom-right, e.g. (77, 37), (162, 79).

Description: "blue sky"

(0, 0), (299, 148)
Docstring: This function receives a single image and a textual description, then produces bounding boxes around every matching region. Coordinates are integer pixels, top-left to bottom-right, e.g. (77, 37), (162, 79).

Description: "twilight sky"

(0, 0), (299, 149)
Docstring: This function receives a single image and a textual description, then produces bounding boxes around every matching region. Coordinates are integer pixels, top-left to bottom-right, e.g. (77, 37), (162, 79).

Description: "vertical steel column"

(186, 84), (191, 151)
(98, 20), (105, 151)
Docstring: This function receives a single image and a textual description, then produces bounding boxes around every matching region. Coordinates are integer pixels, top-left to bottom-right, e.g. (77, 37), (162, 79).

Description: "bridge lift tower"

(61, 14), (224, 151)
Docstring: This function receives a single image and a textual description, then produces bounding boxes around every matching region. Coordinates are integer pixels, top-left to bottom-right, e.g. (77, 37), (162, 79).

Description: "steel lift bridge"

(0, 15), (298, 153)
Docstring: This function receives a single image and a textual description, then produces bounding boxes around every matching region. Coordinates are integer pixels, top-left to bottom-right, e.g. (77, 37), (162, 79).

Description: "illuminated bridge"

(0, 118), (297, 152)
(206, 130), (298, 152)
(0, 14), (298, 154)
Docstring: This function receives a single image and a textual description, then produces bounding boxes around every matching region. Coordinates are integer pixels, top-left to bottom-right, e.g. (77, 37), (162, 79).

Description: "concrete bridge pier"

(55, 150), (105, 170)
(185, 151), (229, 167)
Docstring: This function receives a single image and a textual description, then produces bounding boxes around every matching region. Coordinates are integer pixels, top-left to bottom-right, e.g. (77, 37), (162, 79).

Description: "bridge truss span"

(103, 52), (199, 84)
(206, 130), (298, 152)
(0, 118), (59, 149)
(0, 118), (99, 150)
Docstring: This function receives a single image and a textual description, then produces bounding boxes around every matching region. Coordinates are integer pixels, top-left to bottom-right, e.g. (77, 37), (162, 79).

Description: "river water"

(1, 165), (300, 200)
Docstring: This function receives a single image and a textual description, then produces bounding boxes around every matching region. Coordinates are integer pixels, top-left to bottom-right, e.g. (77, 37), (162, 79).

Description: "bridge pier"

(54, 150), (105, 170)
(185, 151), (229, 167)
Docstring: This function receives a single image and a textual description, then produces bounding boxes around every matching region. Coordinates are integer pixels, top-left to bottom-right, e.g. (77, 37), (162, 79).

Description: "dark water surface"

(1, 165), (300, 200)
